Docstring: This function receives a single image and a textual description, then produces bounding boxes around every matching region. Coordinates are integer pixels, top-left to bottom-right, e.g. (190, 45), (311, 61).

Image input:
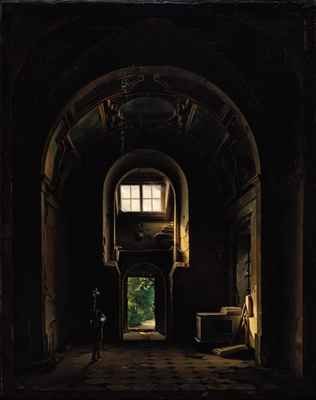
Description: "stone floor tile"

(17, 344), (316, 399)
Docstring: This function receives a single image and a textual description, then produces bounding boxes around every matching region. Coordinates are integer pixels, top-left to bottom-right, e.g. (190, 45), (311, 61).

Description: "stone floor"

(15, 343), (316, 399)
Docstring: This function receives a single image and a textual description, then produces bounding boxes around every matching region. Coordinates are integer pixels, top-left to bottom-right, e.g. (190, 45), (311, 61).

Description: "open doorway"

(123, 264), (167, 341)
(127, 276), (156, 331)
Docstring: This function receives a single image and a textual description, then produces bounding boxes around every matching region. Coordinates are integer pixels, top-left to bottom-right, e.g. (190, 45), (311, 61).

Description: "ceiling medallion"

(118, 96), (176, 124)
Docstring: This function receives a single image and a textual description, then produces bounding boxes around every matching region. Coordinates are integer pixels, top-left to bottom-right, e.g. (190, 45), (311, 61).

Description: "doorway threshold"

(123, 331), (166, 341)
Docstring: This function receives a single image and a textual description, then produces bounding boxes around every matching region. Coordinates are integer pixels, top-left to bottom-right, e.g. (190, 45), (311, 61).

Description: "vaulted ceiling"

(44, 66), (259, 203)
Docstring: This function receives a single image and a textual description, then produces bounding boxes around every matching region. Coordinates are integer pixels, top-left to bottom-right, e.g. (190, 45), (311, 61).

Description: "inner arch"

(103, 150), (189, 267)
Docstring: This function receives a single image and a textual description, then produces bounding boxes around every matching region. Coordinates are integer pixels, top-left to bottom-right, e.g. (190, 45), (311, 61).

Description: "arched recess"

(103, 149), (189, 268)
(41, 65), (261, 358)
(114, 168), (176, 260)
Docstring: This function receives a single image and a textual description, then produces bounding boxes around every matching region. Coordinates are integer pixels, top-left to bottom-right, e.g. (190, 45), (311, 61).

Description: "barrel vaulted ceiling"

(43, 66), (259, 203)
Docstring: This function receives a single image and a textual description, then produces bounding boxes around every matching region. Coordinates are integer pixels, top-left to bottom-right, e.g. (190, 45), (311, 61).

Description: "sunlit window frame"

(119, 183), (165, 214)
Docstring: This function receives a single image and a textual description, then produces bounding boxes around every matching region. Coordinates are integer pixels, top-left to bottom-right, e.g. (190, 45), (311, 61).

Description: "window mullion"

(139, 185), (143, 212)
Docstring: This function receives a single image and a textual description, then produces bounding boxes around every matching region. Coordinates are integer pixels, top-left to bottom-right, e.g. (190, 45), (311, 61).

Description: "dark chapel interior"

(1, 0), (316, 398)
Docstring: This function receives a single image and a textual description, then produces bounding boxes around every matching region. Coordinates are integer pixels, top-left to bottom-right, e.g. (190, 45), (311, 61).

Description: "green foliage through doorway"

(128, 277), (155, 328)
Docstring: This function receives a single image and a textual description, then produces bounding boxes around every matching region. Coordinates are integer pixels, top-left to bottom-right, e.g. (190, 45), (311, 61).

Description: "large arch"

(41, 65), (262, 359)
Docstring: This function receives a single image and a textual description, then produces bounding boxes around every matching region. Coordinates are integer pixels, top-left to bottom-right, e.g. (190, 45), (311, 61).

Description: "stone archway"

(41, 65), (262, 359)
(102, 153), (189, 341)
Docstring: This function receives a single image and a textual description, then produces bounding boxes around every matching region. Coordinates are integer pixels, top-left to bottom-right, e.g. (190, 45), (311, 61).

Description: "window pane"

(143, 199), (152, 212)
(131, 199), (141, 212)
(121, 183), (163, 213)
(152, 185), (161, 199)
(142, 185), (152, 198)
(121, 185), (130, 199)
(152, 199), (161, 212)
(121, 199), (131, 212)
(131, 185), (140, 199)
